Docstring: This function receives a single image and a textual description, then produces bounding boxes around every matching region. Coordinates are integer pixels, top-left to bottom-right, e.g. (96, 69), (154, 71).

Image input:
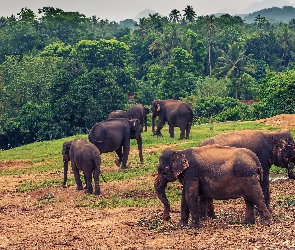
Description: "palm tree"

(169, 9), (181, 23)
(214, 42), (254, 99)
(183, 5), (197, 23)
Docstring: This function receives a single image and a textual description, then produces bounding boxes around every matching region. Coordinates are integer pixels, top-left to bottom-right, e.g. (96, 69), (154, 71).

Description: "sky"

(1, 0), (294, 22)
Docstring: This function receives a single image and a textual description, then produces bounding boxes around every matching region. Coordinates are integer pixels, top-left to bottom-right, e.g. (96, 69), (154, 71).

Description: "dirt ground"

(1, 114), (295, 250)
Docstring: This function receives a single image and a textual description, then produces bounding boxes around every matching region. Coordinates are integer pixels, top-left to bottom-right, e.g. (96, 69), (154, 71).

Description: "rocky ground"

(0, 114), (295, 249)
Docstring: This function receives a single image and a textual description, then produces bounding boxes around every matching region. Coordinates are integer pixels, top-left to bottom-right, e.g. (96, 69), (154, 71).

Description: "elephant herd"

(61, 99), (295, 228)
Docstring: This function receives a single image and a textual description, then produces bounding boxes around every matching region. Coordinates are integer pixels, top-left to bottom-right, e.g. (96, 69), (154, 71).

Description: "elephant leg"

(185, 124), (191, 139)
(184, 182), (201, 228)
(169, 125), (174, 138)
(85, 173), (93, 194)
(179, 127), (185, 139)
(243, 199), (255, 224)
(246, 186), (272, 225)
(178, 188), (189, 227)
(115, 148), (123, 168)
(72, 163), (83, 190)
(207, 198), (216, 219)
(136, 136), (144, 164)
(200, 197), (216, 219)
(156, 120), (164, 137)
(93, 168), (100, 195)
(121, 140), (130, 169)
(62, 161), (69, 188)
(261, 170), (272, 212)
(83, 173), (87, 189)
(287, 167), (295, 179)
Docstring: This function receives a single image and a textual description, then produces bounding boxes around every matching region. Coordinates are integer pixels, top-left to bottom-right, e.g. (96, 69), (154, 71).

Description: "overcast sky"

(1, 0), (294, 22)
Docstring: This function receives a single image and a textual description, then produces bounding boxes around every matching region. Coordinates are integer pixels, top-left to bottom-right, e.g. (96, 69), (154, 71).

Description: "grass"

(0, 120), (294, 209)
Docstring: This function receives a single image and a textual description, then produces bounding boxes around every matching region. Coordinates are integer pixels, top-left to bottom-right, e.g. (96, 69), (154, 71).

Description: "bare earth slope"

(1, 114), (295, 249)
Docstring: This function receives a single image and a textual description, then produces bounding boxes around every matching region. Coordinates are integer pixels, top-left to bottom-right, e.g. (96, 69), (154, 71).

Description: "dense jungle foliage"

(1, 5), (295, 149)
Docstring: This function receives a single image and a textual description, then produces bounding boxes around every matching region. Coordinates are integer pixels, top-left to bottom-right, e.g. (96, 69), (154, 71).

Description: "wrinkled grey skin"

(88, 118), (142, 168)
(126, 104), (150, 132)
(154, 145), (271, 228)
(151, 99), (193, 139)
(198, 130), (295, 214)
(62, 138), (101, 195)
(107, 110), (127, 120)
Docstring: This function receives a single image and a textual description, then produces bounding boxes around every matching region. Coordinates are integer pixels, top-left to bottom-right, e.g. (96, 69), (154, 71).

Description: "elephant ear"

(171, 152), (189, 178)
(156, 103), (161, 112)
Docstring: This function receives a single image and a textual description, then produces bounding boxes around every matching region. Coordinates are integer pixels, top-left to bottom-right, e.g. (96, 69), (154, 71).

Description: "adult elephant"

(88, 118), (142, 169)
(62, 138), (101, 195)
(154, 145), (271, 228)
(151, 99), (193, 139)
(107, 110), (127, 120)
(126, 104), (149, 132)
(198, 130), (295, 214)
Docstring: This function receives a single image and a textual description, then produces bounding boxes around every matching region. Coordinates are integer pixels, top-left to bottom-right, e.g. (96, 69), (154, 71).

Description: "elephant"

(154, 145), (272, 228)
(88, 118), (143, 168)
(126, 104), (150, 132)
(151, 99), (193, 139)
(62, 138), (101, 195)
(198, 130), (295, 214)
(107, 110), (127, 120)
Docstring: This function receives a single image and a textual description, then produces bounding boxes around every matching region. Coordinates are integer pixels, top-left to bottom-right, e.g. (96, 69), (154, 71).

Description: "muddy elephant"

(88, 118), (142, 168)
(151, 99), (193, 139)
(107, 110), (127, 120)
(154, 145), (271, 228)
(126, 104), (149, 132)
(62, 138), (101, 195)
(198, 130), (295, 214)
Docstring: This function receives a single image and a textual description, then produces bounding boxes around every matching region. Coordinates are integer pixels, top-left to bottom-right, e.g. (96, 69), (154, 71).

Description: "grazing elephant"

(88, 118), (142, 168)
(62, 138), (101, 195)
(151, 99), (193, 139)
(154, 145), (271, 228)
(126, 104), (150, 132)
(107, 110), (127, 120)
(198, 130), (295, 214)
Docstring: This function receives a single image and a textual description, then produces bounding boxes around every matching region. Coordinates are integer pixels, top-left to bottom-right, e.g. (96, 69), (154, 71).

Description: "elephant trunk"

(62, 161), (69, 188)
(154, 175), (171, 220)
(151, 113), (157, 135)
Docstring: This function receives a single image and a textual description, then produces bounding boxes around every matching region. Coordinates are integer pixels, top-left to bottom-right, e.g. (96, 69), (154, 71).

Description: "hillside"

(1, 117), (295, 249)
(243, 5), (295, 23)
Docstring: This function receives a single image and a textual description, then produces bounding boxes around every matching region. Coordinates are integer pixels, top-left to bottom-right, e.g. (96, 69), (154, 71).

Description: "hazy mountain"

(134, 9), (158, 20)
(219, 0), (293, 14)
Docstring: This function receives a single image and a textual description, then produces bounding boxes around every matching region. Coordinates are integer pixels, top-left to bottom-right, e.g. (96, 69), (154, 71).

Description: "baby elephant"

(62, 138), (101, 195)
(154, 145), (271, 228)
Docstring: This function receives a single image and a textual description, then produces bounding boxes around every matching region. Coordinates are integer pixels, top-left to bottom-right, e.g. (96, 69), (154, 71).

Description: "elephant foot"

(94, 190), (100, 195)
(76, 186), (84, 191)
(62, 184), (67, 188)
(115, 159), (121, 168)
(260, 217), (271, 226)
(140, 160), (144, 165)
(163, 211), (171, 221)
(178, 220), (188, 227)
(189, 221), (201, 228)
(243, 218), (255, 225)
(288, 168), (295, 179)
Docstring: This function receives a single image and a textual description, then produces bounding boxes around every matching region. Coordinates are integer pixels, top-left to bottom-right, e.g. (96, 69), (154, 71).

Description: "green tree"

(169, 9), (182, 23)
(183, 5), (197, 23)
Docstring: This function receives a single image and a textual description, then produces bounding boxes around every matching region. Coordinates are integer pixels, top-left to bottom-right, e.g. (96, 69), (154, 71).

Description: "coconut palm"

(183, 5), (197, 23)
(169, 9), (181, 23)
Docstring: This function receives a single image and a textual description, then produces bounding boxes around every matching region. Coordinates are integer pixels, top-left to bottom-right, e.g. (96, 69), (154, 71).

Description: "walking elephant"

(126, 104), (149, 132)
(198, 130), (295, 214)
(88, 118), (143, 168)
(62, 138), (101, 195)
(154, 145), (271, 228)
(151, 99), (193, 139)
(107, 110), (127, 120)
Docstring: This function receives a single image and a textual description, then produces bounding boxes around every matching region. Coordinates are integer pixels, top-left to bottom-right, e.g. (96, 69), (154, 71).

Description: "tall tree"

(183, 5), (197, 23)
(169, 9), (182, 23)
